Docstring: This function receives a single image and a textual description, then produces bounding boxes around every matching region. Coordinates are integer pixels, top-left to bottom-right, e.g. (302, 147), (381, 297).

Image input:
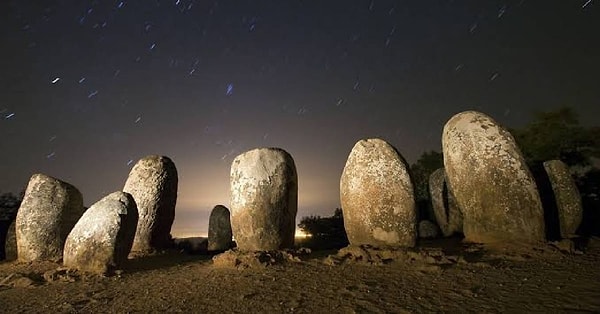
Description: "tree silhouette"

(410, 150), (444, 221)
(297, 208), (348, 249)
(511, 106), (600, 236)
(511, 106), (600, 167)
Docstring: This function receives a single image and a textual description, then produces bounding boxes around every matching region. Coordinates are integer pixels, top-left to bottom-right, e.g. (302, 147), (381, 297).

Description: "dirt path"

(1, 238), (599, 313)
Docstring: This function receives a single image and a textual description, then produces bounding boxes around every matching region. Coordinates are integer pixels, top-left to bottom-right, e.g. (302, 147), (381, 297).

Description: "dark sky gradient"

(1, 1), (599, 236)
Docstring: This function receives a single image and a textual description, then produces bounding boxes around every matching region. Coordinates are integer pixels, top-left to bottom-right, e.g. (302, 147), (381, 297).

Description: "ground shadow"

(124, 250), (214, 274)
(531, 164), (561, 241)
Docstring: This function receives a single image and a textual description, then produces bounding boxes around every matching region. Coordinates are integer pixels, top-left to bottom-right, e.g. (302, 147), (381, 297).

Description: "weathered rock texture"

(230, 148), (298, 251)
(442, 111), (545, 243)
(543, 160), (583, 238)
(208, 205), (233, 251)
(340, 138), (417, 247)
(63, 192), (138, 274)
(16, 174), (84, 262)
(429, 168), (463, 237)
(123, 155), (178, 254)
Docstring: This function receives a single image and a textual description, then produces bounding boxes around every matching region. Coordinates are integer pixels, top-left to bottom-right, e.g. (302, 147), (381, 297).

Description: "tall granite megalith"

(16, 174), (84, 262)
(340, 138), (417, 247)
(208, 205), (233, 251)
(429, 168), (463, 237)
(123, 155), (178, 255)
(64, 192), (138, 274)
(230, 148), (297, 251)
(442, 111), (545, 243)
(543, 160), (583, 238)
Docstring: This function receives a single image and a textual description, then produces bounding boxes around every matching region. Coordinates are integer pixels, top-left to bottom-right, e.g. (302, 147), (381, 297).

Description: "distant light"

(226, 83), (234, 96)
(117, 1), (124, 9)
(88, 90), (98, 98)
(150, 43), (156, 50)
(46, 152), (56, 159)
(4, 113), (15, 119)
(127, 159), (133, 166)
(78, 77), (86, 83)
(51, 77), (60, 84)
(134, 116), (141, 123)
(295, 229), (312, 239)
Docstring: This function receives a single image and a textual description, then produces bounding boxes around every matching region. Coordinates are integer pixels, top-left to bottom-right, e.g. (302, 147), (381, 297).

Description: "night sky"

(1, 1), (599, 237)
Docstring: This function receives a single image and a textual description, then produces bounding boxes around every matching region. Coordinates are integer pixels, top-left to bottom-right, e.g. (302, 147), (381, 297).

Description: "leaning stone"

(418, 220), (439, 239)
(63, 192), (138, 275)
(230, 148), (298, 251)
(543, 160), (583, 238)
(340, 138), (417, 247)
(123, 155), (178, 254)
(442, 111), (545, 243)
(429, 168), (463, 237)
(16, 174), (84, 262)
(208, 205), (233, 251)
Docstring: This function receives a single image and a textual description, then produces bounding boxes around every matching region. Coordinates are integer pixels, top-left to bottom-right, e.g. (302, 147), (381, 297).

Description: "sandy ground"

(1, 237), (599, 313)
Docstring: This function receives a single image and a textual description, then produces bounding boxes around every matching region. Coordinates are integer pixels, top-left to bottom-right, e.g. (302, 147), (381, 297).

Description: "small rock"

(418, 220), (439, 239)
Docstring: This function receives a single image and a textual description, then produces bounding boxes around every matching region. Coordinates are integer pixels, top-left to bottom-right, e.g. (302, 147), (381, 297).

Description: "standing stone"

(208, 205), (233, 251)
(230, 148), (298, 251)
(4, 221), (17, 261)
(442, 111), (545, 243)
(340, 138), (417, 247)
(64, 192), (138, 274)
(123, 155), (178, 254)
(543, 160), (583, 238)
(0, 196), (19, 261)
(429, 168), (463, 237)
(16, 174), (84, 262)
(418, 220), (439, 239)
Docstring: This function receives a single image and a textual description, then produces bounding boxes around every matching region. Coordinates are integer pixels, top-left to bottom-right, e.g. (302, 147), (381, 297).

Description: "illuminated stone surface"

(230, 148), (297, 251)
(340, 138), (417, 247)
(442, 111), (545, 243)
(16, 174), (84, 262)
(124, 155), (178, 254)
(64, 192), (138, 274)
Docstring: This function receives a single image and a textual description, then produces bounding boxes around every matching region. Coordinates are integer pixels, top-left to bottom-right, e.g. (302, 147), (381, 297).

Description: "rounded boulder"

(230, 148), (298, 251)
(442, 111), (545, 243)
(340, 138), (417, 247)
(16, 174), (84, 262)
(63, 192), (138, 275)
(123, 155), (178, 254)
